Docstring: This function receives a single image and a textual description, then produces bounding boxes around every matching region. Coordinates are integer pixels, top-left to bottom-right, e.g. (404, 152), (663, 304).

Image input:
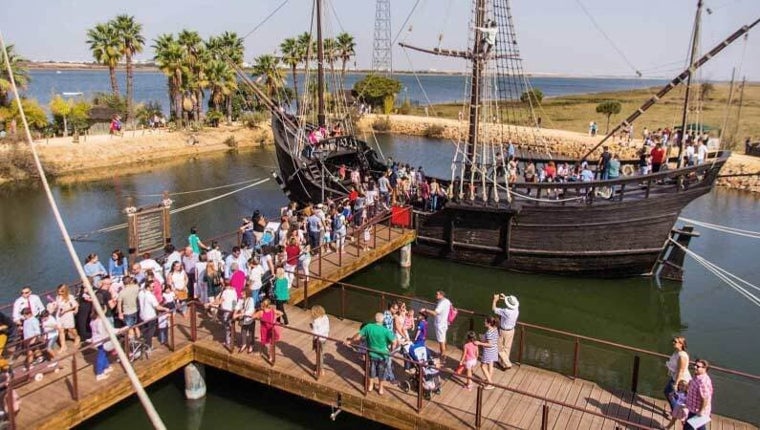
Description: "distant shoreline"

(22, 61), (699, 81)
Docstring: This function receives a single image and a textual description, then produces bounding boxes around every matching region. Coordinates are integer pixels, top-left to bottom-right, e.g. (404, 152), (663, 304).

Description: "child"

(666, 380), (690, 428)
(39, 310), (62, 356)
(458, 331), (479, 391)
(22, 308), (44, 368)
(162, 284), (177, 312)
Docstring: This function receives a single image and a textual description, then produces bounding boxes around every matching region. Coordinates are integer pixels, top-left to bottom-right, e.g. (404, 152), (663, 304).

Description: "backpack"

(447, 302), (458, 324)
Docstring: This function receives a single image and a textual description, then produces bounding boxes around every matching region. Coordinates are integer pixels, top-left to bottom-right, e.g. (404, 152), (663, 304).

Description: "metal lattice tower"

(372, 0), (392, 74)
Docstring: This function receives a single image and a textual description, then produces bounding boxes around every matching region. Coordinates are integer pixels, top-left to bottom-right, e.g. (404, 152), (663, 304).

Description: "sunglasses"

(694, 363), (706, 369)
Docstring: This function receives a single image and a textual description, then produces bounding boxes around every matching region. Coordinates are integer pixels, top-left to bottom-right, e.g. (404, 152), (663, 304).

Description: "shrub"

(423, 124), (445, 138)
(240, 111), (269, 129)
(372, 117), (392, 132)
(520, 88), (544, 105)
(206, 110), (224, 128)
(398, 99), (412, 115)
(224, 135), (238, 148)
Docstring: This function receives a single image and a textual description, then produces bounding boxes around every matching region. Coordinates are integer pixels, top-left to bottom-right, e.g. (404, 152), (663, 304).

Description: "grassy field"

(408, 83), (760, 149)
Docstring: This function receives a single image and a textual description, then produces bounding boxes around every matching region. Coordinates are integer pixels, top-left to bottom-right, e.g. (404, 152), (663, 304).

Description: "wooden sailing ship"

(264, 0), (758, 278)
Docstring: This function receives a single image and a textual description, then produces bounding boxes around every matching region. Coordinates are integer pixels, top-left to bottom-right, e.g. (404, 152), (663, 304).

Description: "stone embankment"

(356, 114), (760, 193)
(0, 124), (274, 183)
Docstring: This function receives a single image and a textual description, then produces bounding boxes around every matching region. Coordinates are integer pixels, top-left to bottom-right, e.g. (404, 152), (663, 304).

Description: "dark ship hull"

(411, 163), (724, 277)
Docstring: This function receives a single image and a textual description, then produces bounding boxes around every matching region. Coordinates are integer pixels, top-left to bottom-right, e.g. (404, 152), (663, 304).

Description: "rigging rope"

(241, 0), (290, 40)
(70, 178), (271, 240)
(137, 178), (264, 197)
(678, 217), (760, 240)
(573, 0), (642, 77)
(668, 238), (760, 308)
(0, 30), (167, 430)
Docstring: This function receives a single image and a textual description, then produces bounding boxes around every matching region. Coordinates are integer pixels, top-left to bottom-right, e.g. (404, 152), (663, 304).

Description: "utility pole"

(372, 0), (393, 75)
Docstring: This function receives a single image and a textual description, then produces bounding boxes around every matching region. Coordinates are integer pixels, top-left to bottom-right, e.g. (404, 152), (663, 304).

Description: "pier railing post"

(303, 275), (309, 310)
(631, 355), (641, 393)
(363, 351), (370, 396)
(416, 361), (424, 412)
(475, 384), (484, 429)
(469, 316), (475, 331)
(373, 224), (377, 249)
(572, 338), (580, 379)
(190, 301), (197, 342)
(5, 370), (15, 430)
(518, 326), (525, 364)
(230, 320), (236, 353)
(72, 353), (79, 401)
(270, 338), (276, 367)
(170, 311), (176, 351)
(541, 403), (549, 430)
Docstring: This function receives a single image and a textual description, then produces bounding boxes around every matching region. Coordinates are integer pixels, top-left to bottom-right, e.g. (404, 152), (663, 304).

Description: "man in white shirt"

(421, 290), (451, 357)
(138, 285), (168, 349)
(224, 247), (248, 279)
(12, 287), (46, 325)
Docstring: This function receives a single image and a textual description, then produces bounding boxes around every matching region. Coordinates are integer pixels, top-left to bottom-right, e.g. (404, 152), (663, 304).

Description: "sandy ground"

(1, 115), (758, 192)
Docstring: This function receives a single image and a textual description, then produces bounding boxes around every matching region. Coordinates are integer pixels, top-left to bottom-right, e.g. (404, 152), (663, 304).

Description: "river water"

(0, 135), (758, 427)
(24, 70), (667, 115)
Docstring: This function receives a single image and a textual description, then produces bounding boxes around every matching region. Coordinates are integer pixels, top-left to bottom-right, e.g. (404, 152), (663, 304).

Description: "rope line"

(0, 30), (168, 430)
(679, 217), (760, 240)
(241, 0), (290, 40)
(137, 178), (264, 197)
(70, 178), (271, 240)
(668, 238), (760, 308)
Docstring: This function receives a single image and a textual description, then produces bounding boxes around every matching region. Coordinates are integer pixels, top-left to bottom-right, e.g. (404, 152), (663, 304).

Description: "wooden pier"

(289, 208), (417, 305)
(9, 302), (758, 430)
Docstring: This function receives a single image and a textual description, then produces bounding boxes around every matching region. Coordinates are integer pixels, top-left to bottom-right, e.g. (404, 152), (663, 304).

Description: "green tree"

(0, 98), (48, 131)
(280, 37), (303, 113)
(335, 32), (356, 80)
(86, 23), (121, 97)
(251, 54), (285, 99)
(0, 44), (30, 107)
(153, 34), (188, 124)
(352, 75), (402, 109)
(49, 95), (73, 136)
(520, 88), (543, 105)
(111, 15), (145, 121)
(595, 100), (622, 134)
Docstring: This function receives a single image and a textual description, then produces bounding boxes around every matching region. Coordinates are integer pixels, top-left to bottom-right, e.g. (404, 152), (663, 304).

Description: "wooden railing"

(296, 274), (760, 395)
(2, 310), (180, 429)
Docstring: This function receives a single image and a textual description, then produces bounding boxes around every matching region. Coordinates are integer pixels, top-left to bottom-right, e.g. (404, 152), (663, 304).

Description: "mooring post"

(399, 243), (412, 268)
(184, 363), (207, 400)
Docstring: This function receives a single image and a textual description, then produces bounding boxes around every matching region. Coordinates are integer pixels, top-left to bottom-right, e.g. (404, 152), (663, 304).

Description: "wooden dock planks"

(8, 304), (757, 430)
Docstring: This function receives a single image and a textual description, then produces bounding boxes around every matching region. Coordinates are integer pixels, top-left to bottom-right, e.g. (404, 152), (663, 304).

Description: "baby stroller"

(400, 342), (442, 400)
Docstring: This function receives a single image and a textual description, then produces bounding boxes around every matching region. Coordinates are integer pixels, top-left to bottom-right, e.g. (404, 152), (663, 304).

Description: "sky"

(2, 0), (759, 81)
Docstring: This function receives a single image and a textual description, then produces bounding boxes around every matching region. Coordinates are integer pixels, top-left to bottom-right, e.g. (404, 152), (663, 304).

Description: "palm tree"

(251, 54), (285, 99)
(0, 44), (30, 107)
(207, 31), (244, 121)
(322, 38), (337, 74)
(335, 32), (356, 80)
(86, 24), (121, 97)
(204, 60), (237, 113)
(153, 34), (187, 124)
(111, 15), (145, 121)
(178, 30), (205, 122)
(280, 37), (303, 113)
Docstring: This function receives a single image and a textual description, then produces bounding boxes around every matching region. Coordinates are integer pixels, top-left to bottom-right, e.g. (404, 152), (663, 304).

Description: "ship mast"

(677, 0), (703, 168)
(316, 0), (326, 127)
(465, 0), (487, 174)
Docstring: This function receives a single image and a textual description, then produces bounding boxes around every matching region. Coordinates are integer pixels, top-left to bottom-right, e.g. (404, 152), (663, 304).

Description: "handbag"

(241, 316), (254, 326)
(175, 289), (188, 301)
